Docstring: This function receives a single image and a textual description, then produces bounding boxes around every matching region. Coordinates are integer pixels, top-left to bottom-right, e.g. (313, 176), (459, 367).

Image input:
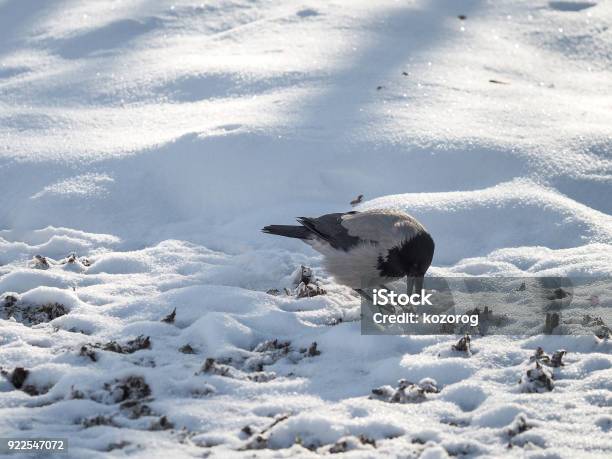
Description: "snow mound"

(362, 179), (612, 265)
(1, 0), (612, 456)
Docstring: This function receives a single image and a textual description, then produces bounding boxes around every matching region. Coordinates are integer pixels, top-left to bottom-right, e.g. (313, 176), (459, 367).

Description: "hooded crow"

(262, 209), (434, 295)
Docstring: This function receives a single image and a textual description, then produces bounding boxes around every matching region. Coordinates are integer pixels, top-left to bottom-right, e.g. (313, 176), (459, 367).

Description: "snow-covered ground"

(1, 0), (611, 457)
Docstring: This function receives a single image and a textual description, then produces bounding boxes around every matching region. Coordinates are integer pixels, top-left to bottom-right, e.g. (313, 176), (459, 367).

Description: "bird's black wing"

(297, 212), (362, 251)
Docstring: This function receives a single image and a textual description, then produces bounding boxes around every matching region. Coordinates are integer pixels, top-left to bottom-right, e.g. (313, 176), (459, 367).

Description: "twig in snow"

(161, 308), (176, 324)
(32, 255), (50, 269)
(371, 378), (439, 403)
(519, 361), (554, 393)
(102, 335), (151, 354)
(529, 347), (566, 367)
(452, 334), (471, 354)
(179, 344), (196, 354)
(298, 342), (321, 357)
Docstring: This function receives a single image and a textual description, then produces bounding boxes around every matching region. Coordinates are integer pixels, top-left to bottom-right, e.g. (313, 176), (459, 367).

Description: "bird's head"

(377, 232), (435, 283)
(405, 232), (435, 277)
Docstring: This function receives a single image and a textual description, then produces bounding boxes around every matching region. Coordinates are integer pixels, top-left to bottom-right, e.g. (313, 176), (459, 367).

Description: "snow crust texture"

(1, 0), (611, 457)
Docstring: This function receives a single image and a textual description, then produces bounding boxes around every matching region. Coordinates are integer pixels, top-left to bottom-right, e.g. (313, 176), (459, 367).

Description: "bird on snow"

(262, 209), (434, 296)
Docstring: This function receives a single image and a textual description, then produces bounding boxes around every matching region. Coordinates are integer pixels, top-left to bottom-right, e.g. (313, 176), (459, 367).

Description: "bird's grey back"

(340, 209), (426, 249)
(300, 209), (427, 252)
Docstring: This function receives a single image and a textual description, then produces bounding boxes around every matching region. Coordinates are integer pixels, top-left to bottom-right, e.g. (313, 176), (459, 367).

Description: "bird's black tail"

(262, 224), (311, 240)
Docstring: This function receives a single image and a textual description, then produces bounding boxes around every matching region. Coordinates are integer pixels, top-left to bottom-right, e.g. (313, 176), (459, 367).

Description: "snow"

(0, 0), (611, 457)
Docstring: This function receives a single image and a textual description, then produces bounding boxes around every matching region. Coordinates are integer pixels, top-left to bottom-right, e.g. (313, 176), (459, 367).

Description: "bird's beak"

(415, 276), (424, 296)
(406, 276), (415, 295)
